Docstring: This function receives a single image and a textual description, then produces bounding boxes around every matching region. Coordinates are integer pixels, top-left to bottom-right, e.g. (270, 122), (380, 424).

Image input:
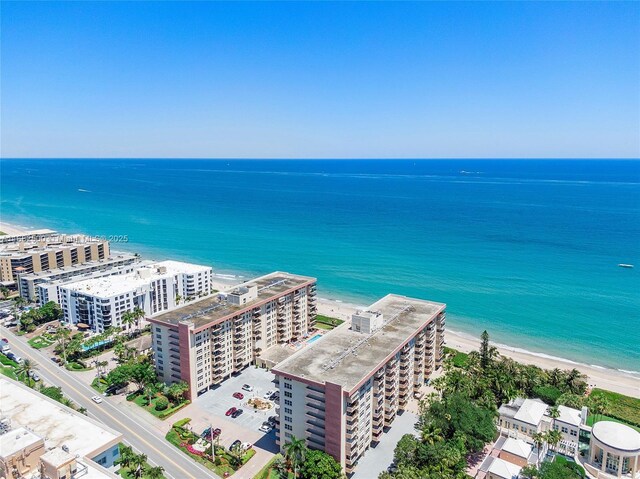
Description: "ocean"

(1, 159), (638, 373)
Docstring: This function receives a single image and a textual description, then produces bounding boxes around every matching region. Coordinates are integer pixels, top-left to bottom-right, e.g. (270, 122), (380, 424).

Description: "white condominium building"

(17, 253), (139, 302)
(59, 260), (213, 332)
(271, 294), (446, 474)
(149, 272), (317, 399)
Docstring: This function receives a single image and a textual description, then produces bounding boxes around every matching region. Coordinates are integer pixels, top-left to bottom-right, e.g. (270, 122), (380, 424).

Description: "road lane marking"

(2, 328), (218, 479)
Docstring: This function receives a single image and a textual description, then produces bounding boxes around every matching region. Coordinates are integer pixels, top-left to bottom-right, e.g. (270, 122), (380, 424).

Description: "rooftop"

(149, 271), (316, 329)
(18, 254), (137, 280)
(501, 437), (533, 459)
(272, 294), (445, 392)
(155, 259), (211, 275)
(60, 261), (210, 298)
(41, 447), (76, 468)
(485, 457), (521, 479)
(499, 397), (548, 426)
(0, 426), (43, 457)
(0, 234), (106, 257)
(592, 421), (640, 452)
(556, 405), (583, 427)
(0, 378), (121, 459)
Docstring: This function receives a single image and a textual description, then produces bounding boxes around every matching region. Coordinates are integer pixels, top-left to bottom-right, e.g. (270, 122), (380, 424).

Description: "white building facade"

(60, 261), (213, 332)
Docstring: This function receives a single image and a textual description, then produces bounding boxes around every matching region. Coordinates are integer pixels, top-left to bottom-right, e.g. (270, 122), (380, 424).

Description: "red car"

(225, 407), (237, 417)
(233, 392), (244, 400)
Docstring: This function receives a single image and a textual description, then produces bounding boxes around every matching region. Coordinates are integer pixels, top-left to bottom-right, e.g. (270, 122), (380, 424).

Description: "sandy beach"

(4, 220), (638, 398)
(315, 296), (640, 399)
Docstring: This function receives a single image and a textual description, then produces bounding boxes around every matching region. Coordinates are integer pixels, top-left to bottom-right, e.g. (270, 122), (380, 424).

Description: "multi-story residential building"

(17, 253), (138, 302)
(271, 294), (446, 474)
(0, 234), (109, 282)
(497, 397), (586, 456)
(0, 228), (57, 245)
(59, 260), (213, 332)
(0, 377), (123, 479)
(149, 272), (317, 398)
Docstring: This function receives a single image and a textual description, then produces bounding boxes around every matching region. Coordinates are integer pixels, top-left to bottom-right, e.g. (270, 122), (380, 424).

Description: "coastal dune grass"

(589, 389), (640, 429)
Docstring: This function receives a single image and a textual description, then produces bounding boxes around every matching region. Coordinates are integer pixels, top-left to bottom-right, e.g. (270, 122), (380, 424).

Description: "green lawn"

(0, 355), (18, 368)
(254, 454), (294, 479)
(0, 365), (17, 380)
(587, 413), (640, 432)
(314, 315), (344, 330)
(590, 388), (640, 428)
(165, 428), (234, 477)
(92, 377), (108, 393)
(129, 392), (190, 419)
(444, 347), (469, 368)
(28, 335), (55, 349)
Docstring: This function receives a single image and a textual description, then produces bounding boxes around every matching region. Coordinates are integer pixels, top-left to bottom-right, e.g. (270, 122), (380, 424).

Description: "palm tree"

(545, 429), (562, 452)
(0, 286), (10, 299)
(144, 465), (165, 479)
(422, 426), (444, 445)
(115, 445), (135, 470)
(588, 394), (608, 424)
(283, 435), (307, 477)
(131, 452), (148, 479)
(132, 307), (145, 331)
(566, 368), (586, 394)
(229, 442), (245, 468)
(15, 359), (36, 382)
(121, 311), (135, 334)
(548, 405), (560, 431)
(55, 328), (72, 363)
(531, 432), (546, 467)
(13, 296), (27, 310)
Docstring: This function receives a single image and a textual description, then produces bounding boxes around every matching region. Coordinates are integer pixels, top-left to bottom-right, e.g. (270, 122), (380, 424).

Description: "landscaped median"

(27, 333), (55, 349)
(165, 418), (255, 477)
(126, 390), (191, 420)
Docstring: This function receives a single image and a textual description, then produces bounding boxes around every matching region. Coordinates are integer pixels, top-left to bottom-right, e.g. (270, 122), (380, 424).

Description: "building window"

(284, 383), (292, 390)
(285, 392), (292, 398)
(285, 424), (292, 431)
(285, 408), (292, 414)
(285, 416), (292, 423)
(285, 399), (292, 406)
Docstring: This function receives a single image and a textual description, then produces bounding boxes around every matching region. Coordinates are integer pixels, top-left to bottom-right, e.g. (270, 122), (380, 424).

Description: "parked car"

(232, 392), (244, 400)
(29, 372), (41, 382)
(6, 352), (16, 360)
(51, 357), (60, 363)
(91, 396), (103, 404)
(241, 442), (252, 451)
(230, 440), (242, 450)
(241, 384), (253, 392)
(1, 344), (11, 354)
(231, 408), (243, 418)
(201, 427), (221, 440)
(268, 415), (277, 424)
(225, 407), (237, 417)
(259, 424), (273, 433)
(263, 390), (274, 399)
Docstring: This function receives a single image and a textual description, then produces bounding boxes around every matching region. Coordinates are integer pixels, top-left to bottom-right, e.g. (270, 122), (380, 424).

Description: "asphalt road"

(1, 326), (219, 479)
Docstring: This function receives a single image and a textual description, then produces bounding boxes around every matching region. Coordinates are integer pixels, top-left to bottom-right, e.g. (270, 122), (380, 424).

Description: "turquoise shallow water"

(1, 159), (639, 372)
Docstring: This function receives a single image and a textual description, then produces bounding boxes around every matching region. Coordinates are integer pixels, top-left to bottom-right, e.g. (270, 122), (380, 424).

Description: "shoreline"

(2, 220), (639, 398)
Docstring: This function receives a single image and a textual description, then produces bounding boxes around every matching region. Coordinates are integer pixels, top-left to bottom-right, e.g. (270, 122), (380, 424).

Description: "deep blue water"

(1, 159), (639, 372)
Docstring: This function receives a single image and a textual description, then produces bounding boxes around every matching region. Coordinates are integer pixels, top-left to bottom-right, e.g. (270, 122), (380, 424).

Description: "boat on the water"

(618, 264), (634, 268)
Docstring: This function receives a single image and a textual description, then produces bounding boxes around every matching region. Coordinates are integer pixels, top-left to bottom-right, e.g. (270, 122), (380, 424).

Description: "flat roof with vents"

(149, 271), (316, 329)
(272, 294), (445, 393)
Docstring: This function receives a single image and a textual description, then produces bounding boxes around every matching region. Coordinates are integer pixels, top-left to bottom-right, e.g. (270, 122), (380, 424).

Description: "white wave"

(618, 369), (640, 376)
(77, 188), (91, 193)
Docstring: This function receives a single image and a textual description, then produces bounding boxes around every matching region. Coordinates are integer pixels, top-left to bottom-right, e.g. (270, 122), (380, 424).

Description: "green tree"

(131, 452), (148, 479)
(1, 286), (10, 299)
(115, 445), (135, 470)
(15, 359), (37, 381)
(55, 328), (72, 363)
(588, 394), (608, 424)
(166, 381), (189, 403)
(284, 435), (308, 477)
(299, 449), (342, 479)
(545, 429), (562, 452)
(479, 330), (496, 369)
(144, 465), (165, 479)
(531, 432), (546, 467)
(121, 311), (135, 334)
(228, 442), (245, 468)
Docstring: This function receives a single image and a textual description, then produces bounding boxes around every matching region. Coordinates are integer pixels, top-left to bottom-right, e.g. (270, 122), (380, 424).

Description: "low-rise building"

(149, 272), (317, 398)
(17, 253), (139, 303)
(59, 260), (213, 332)
(0, 377), (122, 479)
(584, 421), (640, 479)
(0, 234), (110, 282)
(271, 294), (446, 474)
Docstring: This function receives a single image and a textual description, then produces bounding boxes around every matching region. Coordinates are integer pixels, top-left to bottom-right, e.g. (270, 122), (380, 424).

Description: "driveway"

(351, 409), (419, 479)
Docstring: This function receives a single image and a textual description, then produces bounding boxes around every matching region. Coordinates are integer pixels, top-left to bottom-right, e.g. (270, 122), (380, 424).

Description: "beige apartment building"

(149, 272), (317, 398)
(271, 294), (446, 474)
(0, 234), (110, 282)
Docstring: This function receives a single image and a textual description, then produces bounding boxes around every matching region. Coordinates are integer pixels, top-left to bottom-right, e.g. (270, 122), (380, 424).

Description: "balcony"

(306, 399), (326, 412)
(305, 418), (325, 430)
(305, 409), (325, 421)
(307, 435), (325, 449)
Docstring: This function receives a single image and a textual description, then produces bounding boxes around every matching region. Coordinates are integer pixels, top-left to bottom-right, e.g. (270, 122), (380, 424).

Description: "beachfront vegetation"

(588, 388), (640, 428)
(521, 456), (585, 478)
(380, 331), (592, 479)
(314, 315), (344, 330)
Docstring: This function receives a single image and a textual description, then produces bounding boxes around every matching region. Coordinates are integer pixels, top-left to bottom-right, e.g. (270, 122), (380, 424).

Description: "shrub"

(174, 417), (191, 428)
(534, 385), (563, 405)
(155, 396), (169, 411)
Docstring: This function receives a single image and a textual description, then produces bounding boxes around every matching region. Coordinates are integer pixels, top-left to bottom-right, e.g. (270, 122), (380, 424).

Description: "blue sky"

(2, 1), (639, 158)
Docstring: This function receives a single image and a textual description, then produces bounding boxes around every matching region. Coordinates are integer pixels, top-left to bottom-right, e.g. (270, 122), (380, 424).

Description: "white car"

(263, 390), (274, 399)
(241, 442), (253, 451)
(259, 424), (273, 433)
(91, 396), (103, 404)
(241, 384), (253, 392)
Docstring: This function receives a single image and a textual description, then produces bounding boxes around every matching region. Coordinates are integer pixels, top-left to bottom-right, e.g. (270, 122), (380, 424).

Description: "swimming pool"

(307, 334), (322, 344)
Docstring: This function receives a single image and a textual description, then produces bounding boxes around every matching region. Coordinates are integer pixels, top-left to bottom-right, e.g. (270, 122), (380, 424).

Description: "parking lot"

(194, 366), (279, 447)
